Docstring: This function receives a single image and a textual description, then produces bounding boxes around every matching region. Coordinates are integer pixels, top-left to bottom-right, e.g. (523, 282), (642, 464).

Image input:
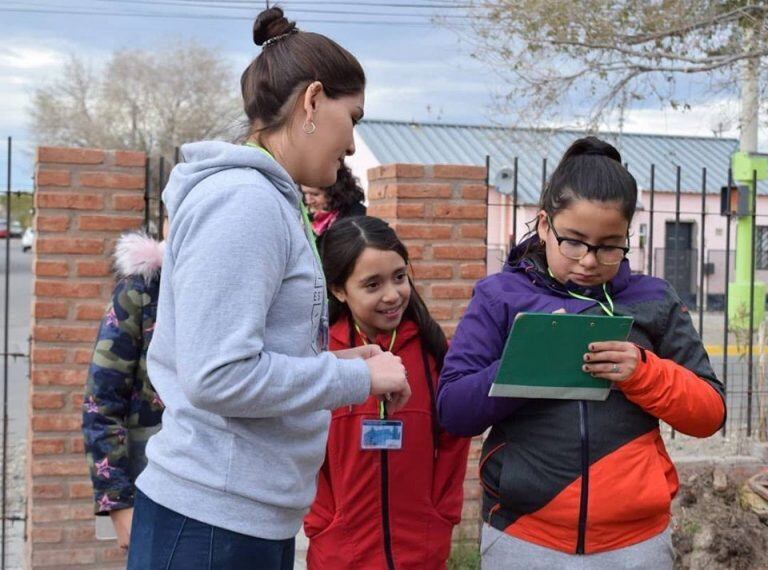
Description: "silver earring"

(303, 120), (317, 135)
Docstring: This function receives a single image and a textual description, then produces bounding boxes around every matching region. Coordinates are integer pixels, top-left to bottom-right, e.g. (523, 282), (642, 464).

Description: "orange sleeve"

(619, 348), (725, 437)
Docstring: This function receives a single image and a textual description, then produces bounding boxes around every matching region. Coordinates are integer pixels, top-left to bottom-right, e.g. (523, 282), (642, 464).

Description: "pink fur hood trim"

(114, 232), (165, 282)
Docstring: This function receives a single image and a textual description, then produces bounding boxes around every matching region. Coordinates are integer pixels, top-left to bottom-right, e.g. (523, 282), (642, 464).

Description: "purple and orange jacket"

(437, 238), (725, 555)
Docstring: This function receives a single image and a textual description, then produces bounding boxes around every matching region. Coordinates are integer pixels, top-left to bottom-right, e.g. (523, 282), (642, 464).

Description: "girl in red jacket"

(305, 216), (471, 570)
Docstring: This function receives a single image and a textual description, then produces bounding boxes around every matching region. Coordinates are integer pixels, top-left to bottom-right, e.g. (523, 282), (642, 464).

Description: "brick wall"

(26, 153), (488, 566)
(28, 147), (145, 568)
(367, 163), (488, 544)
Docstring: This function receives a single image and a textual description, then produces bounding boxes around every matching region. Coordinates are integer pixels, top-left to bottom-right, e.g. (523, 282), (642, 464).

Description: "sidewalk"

(690, 311), (767, 354)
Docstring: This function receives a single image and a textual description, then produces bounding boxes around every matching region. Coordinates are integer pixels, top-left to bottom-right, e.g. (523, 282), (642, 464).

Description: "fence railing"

(143, 147), (182, 240)
(2, 137), (31, 569)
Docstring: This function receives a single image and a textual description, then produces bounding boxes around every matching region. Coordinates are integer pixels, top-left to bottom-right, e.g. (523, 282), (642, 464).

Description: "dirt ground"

(672, 467), (768, 570)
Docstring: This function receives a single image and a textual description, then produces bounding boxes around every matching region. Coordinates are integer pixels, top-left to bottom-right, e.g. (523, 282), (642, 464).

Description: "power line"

(87, 0), (473, 18)
(0, 5), (465, 26)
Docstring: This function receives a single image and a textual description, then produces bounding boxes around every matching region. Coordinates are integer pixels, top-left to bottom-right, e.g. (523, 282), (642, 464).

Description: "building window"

(758, 226), (768, 270)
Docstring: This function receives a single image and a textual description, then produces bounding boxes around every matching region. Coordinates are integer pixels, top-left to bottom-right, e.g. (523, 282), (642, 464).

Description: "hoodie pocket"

(306, 510), (341, 541)
(425, 507), (454, 567)
(224, 414), (330, 511)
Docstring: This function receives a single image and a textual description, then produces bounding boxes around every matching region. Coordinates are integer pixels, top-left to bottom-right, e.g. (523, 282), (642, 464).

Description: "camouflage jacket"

(82, 233), (165, 514)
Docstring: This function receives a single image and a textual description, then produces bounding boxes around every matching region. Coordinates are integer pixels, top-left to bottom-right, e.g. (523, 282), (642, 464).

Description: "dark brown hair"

(323, 162), (365, 213)
(516, 137), (637, 264)
(322, 216), (448, 370)
(242, 7), (366, 136)
(539, 136), (637, 222)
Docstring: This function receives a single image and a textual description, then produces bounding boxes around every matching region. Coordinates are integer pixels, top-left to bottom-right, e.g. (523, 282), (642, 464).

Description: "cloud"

(0, 44), (67, 131)
(0, 46), (64, 69)
(0, 40), (81, 189)
(361, 52), (494, 123)
(612, 98), (742, 139)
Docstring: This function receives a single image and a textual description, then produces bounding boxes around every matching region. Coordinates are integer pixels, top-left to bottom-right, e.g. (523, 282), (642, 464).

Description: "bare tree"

(461, 1), (768, 129)
(29, 41), (242, 159)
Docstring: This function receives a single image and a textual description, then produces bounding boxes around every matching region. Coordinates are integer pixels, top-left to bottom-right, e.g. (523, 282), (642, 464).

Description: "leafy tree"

(461, 1), (767, 130)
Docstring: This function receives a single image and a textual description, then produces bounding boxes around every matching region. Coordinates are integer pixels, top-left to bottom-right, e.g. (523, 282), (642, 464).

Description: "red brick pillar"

(367, 163), (488, 546)
(28, 147), (146, 568)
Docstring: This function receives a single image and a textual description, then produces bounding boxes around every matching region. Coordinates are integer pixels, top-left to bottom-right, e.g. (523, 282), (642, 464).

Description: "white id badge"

(361, 419), (403, 450)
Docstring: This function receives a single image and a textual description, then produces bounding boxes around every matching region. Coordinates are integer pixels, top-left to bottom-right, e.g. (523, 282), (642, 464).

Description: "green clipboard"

(489, 312), (634, 401)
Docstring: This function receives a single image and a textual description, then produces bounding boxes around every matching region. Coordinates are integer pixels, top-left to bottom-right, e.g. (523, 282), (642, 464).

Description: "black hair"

(242, 7), (366, 137)
(540, 136), (637, 222)
(323, 162), (365, 214)
(322, 216), (448, 370)
(518, 136), (637, 262)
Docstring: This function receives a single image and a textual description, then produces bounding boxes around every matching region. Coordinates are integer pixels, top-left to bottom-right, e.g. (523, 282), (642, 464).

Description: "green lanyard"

(355, 324), (397, 419)
(566, 285), (615, 317)
(244, 142), (322, 269)
(299, 201), (322, 267)
(548, 268), (615, 316)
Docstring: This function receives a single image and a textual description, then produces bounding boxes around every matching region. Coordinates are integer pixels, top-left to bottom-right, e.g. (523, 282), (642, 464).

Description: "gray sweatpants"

(480, 524), (674, 570)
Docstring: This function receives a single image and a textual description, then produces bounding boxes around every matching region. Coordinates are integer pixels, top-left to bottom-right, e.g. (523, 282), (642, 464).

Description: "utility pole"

(730, 15), (767, 327)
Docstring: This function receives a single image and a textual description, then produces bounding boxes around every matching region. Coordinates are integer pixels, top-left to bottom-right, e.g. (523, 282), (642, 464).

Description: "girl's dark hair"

(540, 136), (637, 221)
(516, 137), (637, 264)
(324, 163), (365, 213)
(322, 216), (448, 370)
(242, 7), (366, 136)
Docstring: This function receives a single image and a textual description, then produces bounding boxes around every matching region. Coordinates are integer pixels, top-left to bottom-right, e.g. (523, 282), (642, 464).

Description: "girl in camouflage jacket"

(82, 232), (164, 548)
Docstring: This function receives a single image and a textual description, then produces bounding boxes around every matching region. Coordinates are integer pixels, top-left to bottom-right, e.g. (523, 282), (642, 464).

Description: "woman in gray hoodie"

(127, 7), (410, 569)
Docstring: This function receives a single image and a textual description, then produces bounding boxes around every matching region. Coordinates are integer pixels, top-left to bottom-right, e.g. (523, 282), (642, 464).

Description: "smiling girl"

(305, 216), (470, 570)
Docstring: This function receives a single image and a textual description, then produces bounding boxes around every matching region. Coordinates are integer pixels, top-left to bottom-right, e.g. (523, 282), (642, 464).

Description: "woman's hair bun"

(564, 136), (622, 164)
(253, 7), (297, 46)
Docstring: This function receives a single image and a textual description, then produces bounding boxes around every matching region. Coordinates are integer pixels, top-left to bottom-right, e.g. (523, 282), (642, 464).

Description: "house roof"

(356, 119), (760, 204)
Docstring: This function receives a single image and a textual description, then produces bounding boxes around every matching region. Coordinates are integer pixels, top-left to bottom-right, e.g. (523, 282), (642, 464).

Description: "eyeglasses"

(547, 217), (629, 266)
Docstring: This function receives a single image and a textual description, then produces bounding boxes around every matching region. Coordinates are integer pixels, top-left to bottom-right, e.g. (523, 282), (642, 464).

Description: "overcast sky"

(0, 0), (762, 191)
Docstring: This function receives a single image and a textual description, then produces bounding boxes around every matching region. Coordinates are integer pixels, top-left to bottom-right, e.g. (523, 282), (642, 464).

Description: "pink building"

(349, 120), (768, 310)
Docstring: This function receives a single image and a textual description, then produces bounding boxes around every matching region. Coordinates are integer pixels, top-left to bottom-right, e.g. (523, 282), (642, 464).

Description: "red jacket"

(305, 318), (470, 569)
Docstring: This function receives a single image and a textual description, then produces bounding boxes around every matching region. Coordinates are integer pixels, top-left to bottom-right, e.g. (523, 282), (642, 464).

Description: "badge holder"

(361, 419), (403, 450)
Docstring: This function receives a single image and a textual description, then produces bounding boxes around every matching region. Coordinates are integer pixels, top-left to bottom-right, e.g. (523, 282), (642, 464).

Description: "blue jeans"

(127, 489), (295, 570)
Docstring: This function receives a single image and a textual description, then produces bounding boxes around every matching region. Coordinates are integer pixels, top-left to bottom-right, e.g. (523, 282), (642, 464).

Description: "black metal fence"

(2, 136), (8, 570)
(143, 147), (181, 241)
(487, 156), (768, 442)
(2, 137), (31, 569)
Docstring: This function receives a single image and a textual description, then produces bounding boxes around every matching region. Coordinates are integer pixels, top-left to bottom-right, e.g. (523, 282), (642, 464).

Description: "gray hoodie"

(137, 141), (371, 539)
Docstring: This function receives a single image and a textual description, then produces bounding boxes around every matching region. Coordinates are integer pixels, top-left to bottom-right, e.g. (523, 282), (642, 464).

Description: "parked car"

(21, 227), (34, 252)
(0, 220), (7, 239)
(9, 220), (23, 238)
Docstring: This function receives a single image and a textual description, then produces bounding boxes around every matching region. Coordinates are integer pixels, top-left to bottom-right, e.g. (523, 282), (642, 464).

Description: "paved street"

(0, 239), (32, 442)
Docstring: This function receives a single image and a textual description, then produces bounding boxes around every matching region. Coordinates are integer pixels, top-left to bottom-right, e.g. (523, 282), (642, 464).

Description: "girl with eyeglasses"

(437, 137), (725, 569)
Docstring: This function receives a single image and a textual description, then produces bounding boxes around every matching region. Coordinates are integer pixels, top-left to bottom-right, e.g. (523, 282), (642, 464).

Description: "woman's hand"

(109, 507), (133, 550)
(582, 341), (641, 382)
(366, 352), (411, 414)
(333, 345), (383, 360)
